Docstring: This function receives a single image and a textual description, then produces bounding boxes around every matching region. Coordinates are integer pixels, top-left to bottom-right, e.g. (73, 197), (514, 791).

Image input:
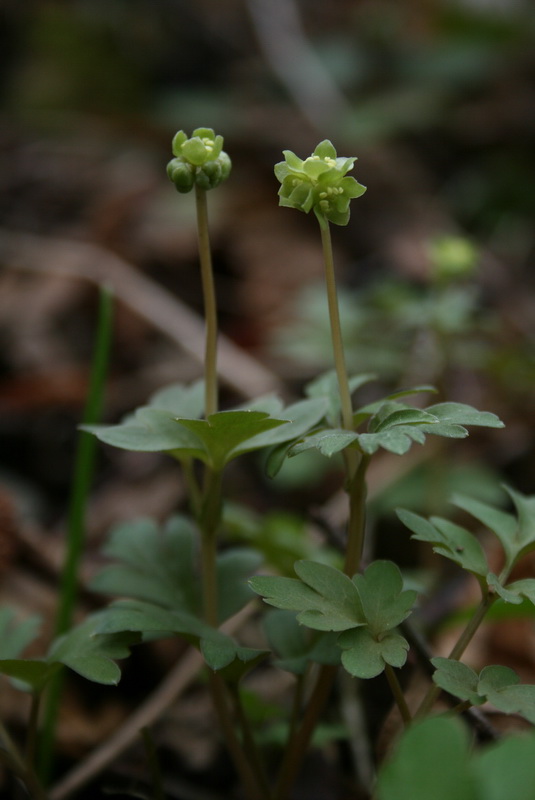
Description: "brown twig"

(0, 229), (282, 401)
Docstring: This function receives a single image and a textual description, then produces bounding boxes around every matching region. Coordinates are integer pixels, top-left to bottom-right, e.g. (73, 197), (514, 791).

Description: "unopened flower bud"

(167, 158), (195, 193)
(167, 127), (231, 193)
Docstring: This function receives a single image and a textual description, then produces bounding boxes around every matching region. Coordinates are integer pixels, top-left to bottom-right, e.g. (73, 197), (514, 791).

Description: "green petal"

(303, 158), (333, 179)
(337, 156), (357, 173)
(327, 207), (350, 226)
(192, 127), (215, 140)
(181, 137), (209, 166)
(341, 176), (367, 198)
(171, 130), (187, 157)
(313, 140), (337, 160)
(282, 150), (304, 170)
(274, 162), (292, 182)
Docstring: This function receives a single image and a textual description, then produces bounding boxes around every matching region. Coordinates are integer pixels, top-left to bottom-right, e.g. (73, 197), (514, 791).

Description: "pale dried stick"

(0, 229), (282, 400)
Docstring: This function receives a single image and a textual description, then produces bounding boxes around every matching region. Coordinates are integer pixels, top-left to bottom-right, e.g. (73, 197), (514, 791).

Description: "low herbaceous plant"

(1, 128), (535, 800)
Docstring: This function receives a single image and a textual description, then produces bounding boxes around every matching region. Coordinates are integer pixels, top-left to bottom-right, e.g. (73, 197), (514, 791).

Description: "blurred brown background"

(0, 1), (534, 796)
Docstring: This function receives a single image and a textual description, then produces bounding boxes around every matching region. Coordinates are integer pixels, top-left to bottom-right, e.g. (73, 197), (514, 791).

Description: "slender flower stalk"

(168, 127), (231, 416)
(195, 184), (219, 417)
(167, 129), (269, 798)
(320, 222), (354, 434)
(273, 141), (368, 800)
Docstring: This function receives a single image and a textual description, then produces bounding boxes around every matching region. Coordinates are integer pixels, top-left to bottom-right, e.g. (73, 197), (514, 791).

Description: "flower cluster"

(167, 127), (232, 193)
(274, 140), (366, 227)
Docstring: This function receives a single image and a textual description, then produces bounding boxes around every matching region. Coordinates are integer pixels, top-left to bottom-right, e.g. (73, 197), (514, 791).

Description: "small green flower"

(275, 140), (366, 227)
(167, 127), (231, 193)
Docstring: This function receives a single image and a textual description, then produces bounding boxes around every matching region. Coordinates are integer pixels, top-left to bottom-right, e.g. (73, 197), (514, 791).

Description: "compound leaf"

(91, 515), (261, 625)
(289, 429), (358, 458)
(177, 410), (288, 469)
(49, 613), (139, 685)
(376, 717), (476, 800)
(353, 560), (417, 635)
(243, 397), (328, 451)
(478, 665), (535, 724)
(0, 609), (41, 660)
(474, 731), (535, 800)
(250, 561), (365, 632)
(431, 657), (483, 706)
(397, 509), (489, 580)
(425, 402), (504, 429)
(339, 627), (410, 679)
(263, 609), (340, 674)
(453, 487), (535, 572)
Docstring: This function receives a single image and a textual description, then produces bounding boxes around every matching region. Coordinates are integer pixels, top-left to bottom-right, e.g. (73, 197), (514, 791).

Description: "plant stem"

(344, 454), (369, 577)
(274, 220), (372, 800)
(416, 593), (495, 718)
(195, 184), (218, 417)
(140, 727), (166, 800)
(384, 665), (411, 726)
(209, 672), (268, 800)
(274, 665), (338, 800)
(200, 468), (223, 626)
(229, 686), (272, 798)
(197, 466), (268, 798)
(0, 719), (49, 800)
(319, 222), (354, 437)
(26, 692), (42, 767)
(39, 285), (113, 783)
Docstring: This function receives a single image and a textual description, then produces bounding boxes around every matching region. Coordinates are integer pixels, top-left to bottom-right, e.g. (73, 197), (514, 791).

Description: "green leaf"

(353, 561), (417, 635)
(305, 371), (376, 425)
(356, 400), (503, 456)
(478, 665), (535, 724)
(430, 657), (483, 706)
(0, 659), (60, 692)
(91, 515), (261, 625)
(507, 486), (535, 563)
(368, 403), (438, 433)
(48, 614), (139, 685)
(224, 505), (342, 576)
(90, 516), (201, 612)
(487, 573), (523, 604)
(250, 561), (365, 632)
(425, 402), (504, 429)
(504, 578), (535, 605)
(245, 397), (329, 451)
(0, 609), (41, 659)
(216, 548), (264, 621)
(289, 429), (359, 458)
(396, 508), (489, 579)
(376, 717), (477, 800)
(339, 627), (410, 678)
(431, 659), (535, 727)
(96, 599), (266, 677)
(263, 609), (340, 674)
(353, 385), (436, 425)
(474, 732), (535, 800)
(176, 410), (288, 468)
(200, 639), (267, 679)
(83, 380), (206, 453)
(453, 487), (535, 571)
(358, 425), (428, 455)
(149, 380), (204, 417)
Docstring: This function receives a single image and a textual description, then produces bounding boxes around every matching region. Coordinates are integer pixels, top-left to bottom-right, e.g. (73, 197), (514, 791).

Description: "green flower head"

(167, 127), (231, 193)
(274, 140), (366, 227)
